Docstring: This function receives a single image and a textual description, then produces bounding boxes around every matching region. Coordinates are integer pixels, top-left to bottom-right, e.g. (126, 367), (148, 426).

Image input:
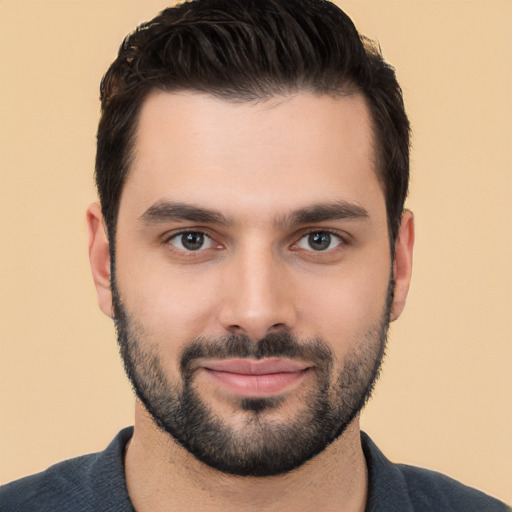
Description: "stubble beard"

(112, 278), (393, 477)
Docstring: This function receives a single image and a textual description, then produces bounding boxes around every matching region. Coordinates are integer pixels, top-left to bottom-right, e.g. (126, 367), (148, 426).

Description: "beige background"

(1, 0), (510, 503)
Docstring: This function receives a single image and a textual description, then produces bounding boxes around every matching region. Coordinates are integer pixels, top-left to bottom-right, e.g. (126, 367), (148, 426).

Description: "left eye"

(296, 231), (343, 251)
(168, 232), (215, 251)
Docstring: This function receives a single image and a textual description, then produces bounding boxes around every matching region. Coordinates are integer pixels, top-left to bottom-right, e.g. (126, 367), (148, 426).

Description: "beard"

(112, 278), (393, 477)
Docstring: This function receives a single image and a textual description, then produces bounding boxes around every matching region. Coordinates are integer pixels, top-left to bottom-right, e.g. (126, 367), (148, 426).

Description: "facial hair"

(112, 279), (393, 477)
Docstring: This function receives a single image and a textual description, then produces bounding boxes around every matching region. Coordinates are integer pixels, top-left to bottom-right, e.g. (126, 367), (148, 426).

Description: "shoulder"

(0, 453), (99, 511)
(361, 432), (510, 512)
(397, 463), (510, 512)
(0, 427), (134, 512)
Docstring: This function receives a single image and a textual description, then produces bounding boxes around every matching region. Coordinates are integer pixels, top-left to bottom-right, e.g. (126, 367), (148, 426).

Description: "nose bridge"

(218, 239), (296, 339)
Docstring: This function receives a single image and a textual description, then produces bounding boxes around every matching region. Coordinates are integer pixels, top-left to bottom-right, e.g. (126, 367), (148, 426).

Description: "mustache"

(180, 331), (333, 375)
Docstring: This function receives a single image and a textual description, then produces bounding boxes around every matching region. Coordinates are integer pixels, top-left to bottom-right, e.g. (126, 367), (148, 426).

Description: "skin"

(87, 91), (414, 511)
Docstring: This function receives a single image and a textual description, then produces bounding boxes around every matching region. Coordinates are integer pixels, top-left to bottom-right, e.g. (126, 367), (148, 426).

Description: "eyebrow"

(139, 201), (231, 225)
(277, 201), (369, 227)
(139, 200), (369, 227)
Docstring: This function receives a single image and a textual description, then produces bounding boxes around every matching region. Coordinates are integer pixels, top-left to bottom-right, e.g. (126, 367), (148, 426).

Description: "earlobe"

(86, 202), (113, 318)
(390, 209), (414, 322)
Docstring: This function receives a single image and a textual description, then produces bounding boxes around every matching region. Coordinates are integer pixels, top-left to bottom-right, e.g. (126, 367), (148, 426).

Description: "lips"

(203, 358), (310, 374)
(199, 358), (312, 397)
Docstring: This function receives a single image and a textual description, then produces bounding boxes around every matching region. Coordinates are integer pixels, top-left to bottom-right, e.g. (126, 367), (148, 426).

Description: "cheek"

(115, 250), (223, 346)
(295, 260), (391, 355)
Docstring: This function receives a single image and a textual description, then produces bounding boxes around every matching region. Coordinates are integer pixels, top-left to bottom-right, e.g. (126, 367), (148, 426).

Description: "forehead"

(120, 91), (384, 224)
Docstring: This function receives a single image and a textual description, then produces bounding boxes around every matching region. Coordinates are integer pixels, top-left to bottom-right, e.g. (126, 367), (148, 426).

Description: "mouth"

(199, 358), (313, 398)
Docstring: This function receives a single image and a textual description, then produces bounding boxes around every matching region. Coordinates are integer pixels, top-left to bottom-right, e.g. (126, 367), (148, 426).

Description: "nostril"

(269, 322), (287, 331)
(226, 322), (288, 339)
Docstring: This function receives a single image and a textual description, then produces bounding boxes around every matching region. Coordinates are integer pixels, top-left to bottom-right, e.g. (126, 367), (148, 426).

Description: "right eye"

(168, 231), (215, 252)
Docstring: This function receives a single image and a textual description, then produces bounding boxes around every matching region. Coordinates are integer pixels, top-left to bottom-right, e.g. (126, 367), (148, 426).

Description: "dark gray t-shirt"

(1, 427), (509, 511)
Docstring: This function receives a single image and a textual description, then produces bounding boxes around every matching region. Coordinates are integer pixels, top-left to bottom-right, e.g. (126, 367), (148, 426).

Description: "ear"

(86, 203), (113, 318)
(390, 209), (414, 322)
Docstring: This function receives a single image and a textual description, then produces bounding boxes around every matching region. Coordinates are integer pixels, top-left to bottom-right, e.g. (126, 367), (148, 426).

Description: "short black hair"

(96, 0), (410, 245)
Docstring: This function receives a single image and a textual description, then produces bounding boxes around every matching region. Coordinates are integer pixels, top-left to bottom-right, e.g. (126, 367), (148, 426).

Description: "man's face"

(109, 91), (399, 476)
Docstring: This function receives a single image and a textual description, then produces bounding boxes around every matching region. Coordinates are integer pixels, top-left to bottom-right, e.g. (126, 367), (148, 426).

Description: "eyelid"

(162, 227), (212, 242)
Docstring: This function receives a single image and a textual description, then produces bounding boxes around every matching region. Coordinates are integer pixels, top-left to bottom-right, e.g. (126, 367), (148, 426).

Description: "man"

(0, 0), (509, 510)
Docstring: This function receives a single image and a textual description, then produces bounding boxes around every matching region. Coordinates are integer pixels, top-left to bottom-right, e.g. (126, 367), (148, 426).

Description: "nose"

(217, 246), (297, 341)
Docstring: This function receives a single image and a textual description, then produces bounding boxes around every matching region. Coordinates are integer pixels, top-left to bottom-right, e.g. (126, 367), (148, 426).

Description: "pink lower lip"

(203, 368), (309, 397)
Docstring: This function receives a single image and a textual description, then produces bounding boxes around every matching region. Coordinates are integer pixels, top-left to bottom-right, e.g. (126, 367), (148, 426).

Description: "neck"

(125, 402), (368, 512)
